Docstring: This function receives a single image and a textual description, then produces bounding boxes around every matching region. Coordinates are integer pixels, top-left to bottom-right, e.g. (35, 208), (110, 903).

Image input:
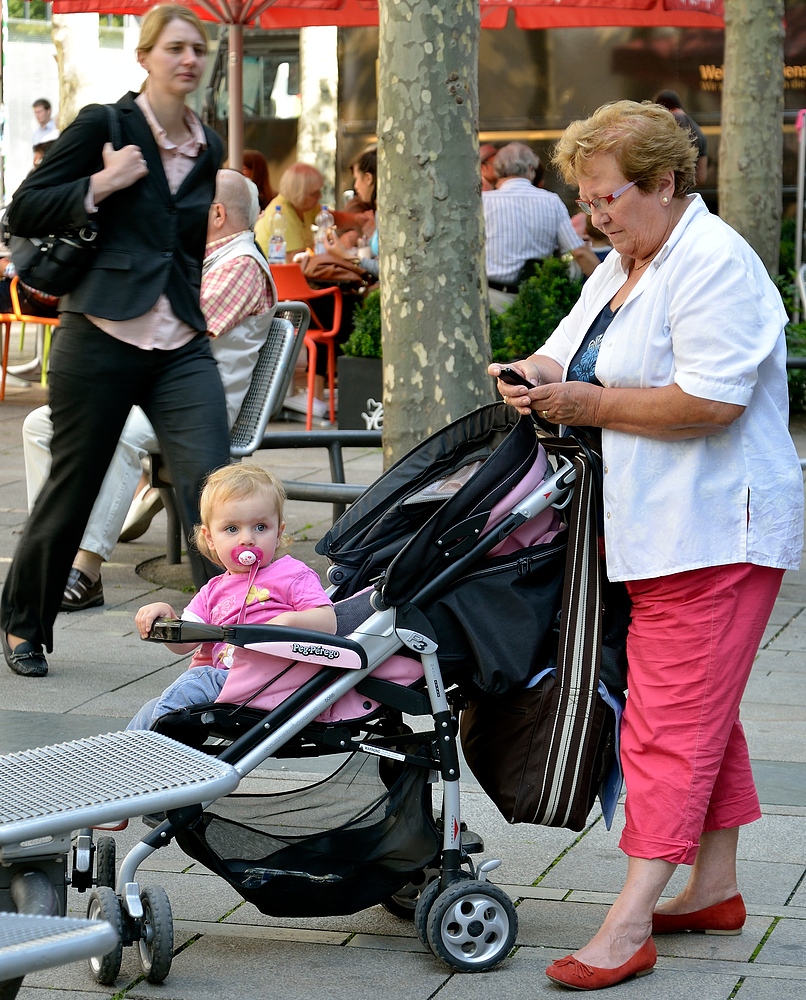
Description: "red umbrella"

(53, 0), (724, 164)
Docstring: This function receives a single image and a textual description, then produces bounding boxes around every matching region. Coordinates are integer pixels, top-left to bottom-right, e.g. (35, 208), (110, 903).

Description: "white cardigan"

(540, 195), (803, 581)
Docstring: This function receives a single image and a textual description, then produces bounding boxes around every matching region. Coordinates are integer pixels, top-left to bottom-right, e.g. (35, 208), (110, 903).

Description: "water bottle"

(313, 205), (335, 255)
(268, 206), (286, 264)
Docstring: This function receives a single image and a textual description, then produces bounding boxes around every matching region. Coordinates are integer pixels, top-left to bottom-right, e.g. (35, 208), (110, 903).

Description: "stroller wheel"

(382, 866), (440, 920)
(136, 885), (174, 983)
(426, 880), (517, 972)
(95, 835), (116, 889)
(87, 886), (124, 985)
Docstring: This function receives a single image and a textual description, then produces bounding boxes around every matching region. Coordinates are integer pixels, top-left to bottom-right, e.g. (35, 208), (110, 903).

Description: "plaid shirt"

(202, 233), (273, 337)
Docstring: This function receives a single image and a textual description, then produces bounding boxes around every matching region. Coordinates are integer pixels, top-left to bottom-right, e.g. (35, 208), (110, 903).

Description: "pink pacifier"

(231, 545), (264, 567)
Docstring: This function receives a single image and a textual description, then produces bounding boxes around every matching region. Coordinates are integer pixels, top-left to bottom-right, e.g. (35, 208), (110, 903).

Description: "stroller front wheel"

(136, 885), (174, 983)
(95, 835), (116, 889)
(425, 880), (517, 972)
(86, 886), (124, 984)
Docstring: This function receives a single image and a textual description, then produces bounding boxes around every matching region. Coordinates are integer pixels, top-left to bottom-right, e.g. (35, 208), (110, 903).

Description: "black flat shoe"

(61, 568), (104, 612)
(2, 633), (48, 677)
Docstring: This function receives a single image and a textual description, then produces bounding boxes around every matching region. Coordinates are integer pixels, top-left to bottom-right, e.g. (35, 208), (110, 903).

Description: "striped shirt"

(483, 178), (583, 285)
(202, 232), (273, 337)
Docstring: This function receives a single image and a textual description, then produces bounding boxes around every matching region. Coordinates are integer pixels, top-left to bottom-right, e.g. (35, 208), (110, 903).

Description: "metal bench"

(0, 730), (241, 991)
(0, 912), (118, 998)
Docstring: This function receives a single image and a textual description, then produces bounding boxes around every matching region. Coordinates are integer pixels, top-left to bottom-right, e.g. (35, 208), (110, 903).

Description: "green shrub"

(342, 289), (382, 358)
(780, 217), (797, 277)
(776, 222), (806, 413)
(489, 256), (584, 363)
(787, 320), (806, 414)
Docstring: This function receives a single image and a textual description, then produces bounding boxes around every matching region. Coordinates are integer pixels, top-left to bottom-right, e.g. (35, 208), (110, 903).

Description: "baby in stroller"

(129, 464), (337, 731)
(129, 463), (420, 731)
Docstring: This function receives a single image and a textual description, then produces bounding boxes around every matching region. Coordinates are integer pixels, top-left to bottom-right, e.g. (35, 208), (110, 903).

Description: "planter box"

(337, 356), (383, 430)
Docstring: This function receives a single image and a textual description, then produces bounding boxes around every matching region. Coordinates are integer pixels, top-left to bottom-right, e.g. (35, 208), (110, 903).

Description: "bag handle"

(105, 104), (122, 150)
(531, 439), (604, 827)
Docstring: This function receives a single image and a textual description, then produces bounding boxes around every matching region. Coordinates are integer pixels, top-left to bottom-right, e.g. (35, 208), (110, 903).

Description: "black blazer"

(7, 92), (223, 329)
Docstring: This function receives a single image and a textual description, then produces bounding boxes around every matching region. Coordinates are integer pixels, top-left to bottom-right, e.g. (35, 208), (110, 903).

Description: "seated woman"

(255, 162), (324, 259)
(320, 146), (380, 281)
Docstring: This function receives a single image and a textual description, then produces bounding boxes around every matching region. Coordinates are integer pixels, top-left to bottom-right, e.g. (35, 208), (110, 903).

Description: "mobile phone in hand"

(497, 366), (535, 389)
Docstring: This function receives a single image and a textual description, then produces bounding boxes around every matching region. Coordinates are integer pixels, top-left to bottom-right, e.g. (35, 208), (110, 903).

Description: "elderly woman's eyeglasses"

(575, 180), (636, 216)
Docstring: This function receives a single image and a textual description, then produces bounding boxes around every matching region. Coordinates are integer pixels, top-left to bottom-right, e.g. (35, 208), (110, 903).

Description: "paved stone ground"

(1, 336), (805, 999)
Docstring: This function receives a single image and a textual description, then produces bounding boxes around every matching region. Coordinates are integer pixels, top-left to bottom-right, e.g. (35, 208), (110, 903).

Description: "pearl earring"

(662, 196), (669, 204)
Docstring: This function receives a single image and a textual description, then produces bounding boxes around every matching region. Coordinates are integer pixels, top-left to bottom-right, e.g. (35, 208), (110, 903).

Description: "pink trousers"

(619, 563), (783, 866)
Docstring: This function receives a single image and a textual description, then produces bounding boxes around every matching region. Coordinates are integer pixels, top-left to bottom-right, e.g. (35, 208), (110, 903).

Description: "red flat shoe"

(652, 893), (745, 936)
(545, 937), (656, 991)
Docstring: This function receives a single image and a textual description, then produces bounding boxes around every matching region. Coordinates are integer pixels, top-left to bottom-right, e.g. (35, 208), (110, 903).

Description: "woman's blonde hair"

(278, 162), (324, 210)
(552, 100), (698, 199)
(193, 464), (287, 567)
(137, 5), (208, 59)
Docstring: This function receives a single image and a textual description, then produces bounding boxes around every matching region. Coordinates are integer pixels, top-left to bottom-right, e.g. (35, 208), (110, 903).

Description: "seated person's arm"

(571, 244), (601, 277)
(323, 230), (377, 278)
(270, 604), (337, 633)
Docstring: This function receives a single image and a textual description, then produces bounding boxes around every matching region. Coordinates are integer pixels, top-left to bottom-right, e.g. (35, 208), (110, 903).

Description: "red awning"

(53, 0), (724, 30)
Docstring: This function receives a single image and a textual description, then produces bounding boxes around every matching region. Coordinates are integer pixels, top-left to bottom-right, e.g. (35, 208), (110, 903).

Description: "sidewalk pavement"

(1, 346), (805, 1000)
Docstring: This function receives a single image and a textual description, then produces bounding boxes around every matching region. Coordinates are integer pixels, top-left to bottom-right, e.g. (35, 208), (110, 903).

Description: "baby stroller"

(28, 403), (592, 987)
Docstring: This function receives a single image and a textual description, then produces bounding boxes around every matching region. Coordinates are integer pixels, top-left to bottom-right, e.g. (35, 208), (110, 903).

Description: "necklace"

(631, 257), (653, 272)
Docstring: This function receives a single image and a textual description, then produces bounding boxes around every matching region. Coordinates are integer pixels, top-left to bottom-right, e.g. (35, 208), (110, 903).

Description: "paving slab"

(753, 915), (806, 968)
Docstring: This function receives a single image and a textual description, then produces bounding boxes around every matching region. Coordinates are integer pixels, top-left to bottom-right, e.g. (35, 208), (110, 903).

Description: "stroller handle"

(145, 618), (370, 669)
(146, 618), (231, 644)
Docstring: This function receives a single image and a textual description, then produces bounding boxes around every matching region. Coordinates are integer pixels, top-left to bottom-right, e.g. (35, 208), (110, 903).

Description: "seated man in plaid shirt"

(22, 169), (277, 611)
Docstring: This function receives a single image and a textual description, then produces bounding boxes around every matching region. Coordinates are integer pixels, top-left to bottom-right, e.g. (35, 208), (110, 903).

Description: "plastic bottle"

(313, 205), (335, 255)
(268, 206), (287, 264)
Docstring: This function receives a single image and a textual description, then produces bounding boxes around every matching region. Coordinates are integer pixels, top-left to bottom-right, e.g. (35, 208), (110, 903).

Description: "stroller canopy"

(317, 403), (544, 603)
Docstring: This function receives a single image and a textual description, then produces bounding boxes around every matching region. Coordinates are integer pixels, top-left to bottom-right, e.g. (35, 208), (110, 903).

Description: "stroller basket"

(176, 750), (440, 917)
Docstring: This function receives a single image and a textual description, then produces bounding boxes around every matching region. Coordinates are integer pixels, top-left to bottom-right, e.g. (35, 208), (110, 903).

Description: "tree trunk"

(377, 0), (492, 467)
(51, 14), (101, 128)
(719, 0), (785, 276)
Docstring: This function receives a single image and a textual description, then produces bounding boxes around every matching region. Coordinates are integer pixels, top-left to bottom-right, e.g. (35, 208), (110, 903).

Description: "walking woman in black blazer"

(1, 5), (230, 677)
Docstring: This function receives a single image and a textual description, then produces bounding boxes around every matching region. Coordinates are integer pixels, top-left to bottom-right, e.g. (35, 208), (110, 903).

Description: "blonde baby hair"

(193, 464), (288, 567)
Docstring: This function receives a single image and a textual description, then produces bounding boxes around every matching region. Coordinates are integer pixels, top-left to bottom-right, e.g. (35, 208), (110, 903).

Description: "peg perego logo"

(291, 643), (340, 659)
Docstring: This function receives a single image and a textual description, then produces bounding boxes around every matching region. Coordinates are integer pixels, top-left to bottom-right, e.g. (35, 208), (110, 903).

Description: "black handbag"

(7, 104), (121, 299)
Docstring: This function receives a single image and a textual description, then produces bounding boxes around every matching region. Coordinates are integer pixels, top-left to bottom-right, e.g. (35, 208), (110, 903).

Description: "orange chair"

(269, 262), (342, 430)
(0, 307), (12, 401)
(9, 276), (60, 388)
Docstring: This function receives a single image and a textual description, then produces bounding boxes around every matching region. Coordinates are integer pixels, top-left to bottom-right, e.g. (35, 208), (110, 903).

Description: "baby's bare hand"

(135, 602), (175, 639)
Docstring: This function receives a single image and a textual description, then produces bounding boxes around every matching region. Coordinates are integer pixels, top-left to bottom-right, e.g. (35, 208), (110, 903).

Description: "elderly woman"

(255, 161), (323, 259)
(490, 100), (803, 990)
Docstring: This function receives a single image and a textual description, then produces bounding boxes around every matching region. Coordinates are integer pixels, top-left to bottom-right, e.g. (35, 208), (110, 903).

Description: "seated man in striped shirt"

(483, 142), (599, 313)
(23, 169), (277, 611)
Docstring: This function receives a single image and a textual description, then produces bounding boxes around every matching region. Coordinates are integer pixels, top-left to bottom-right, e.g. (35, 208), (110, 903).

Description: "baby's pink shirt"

(181, 555), (422, 721)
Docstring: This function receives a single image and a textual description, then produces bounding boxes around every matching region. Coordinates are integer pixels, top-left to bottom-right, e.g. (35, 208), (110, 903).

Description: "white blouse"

(540, 195), (804, 582)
